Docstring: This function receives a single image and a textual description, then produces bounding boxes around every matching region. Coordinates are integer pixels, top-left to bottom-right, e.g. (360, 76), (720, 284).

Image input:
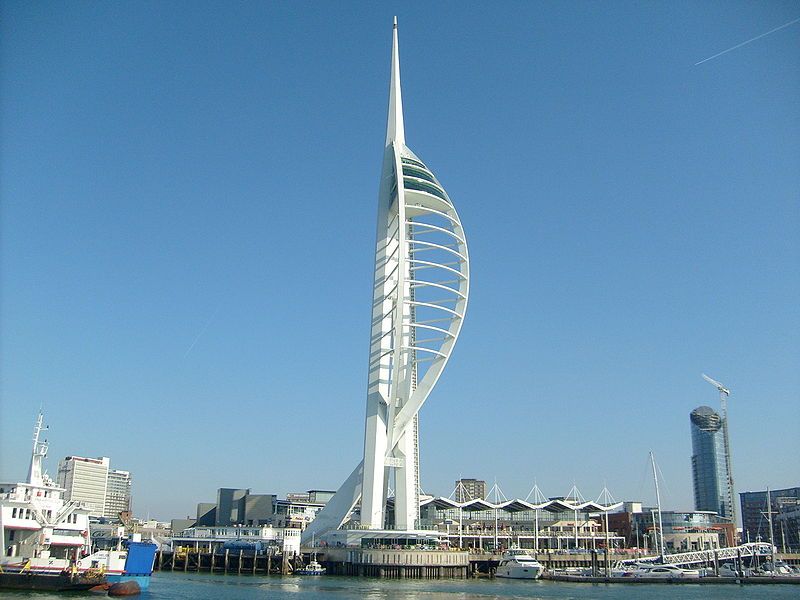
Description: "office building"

(171, 488), (326, 535)
(740, 486), (800, 548)
(455, 479), (486, 501)
(104, 469), (132, 518)
(215, 488), (250, 526)
(690, 406), (733, 519)
(57, 455), (110, 517)
(608, 506), (735, 551)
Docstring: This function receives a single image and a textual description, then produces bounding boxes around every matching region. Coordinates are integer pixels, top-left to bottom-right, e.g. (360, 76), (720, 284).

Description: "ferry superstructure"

(0, 413), (157, 591)
(0, 413), (93, 573)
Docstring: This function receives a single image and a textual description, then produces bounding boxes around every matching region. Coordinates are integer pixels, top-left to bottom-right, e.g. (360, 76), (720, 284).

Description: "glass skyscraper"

(690, 406), (733, 519)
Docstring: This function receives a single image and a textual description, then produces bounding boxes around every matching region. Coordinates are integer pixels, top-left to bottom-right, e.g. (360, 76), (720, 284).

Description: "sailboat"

(625, 453), (700, 580)
(0, 413), (157, 591)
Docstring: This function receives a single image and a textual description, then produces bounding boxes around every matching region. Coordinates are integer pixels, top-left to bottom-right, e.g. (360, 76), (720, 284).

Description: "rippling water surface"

(4, 572), (799, 599)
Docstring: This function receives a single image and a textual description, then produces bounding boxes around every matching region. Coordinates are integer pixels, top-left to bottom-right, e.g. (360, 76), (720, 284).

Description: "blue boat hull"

(108, 541), (158, 590)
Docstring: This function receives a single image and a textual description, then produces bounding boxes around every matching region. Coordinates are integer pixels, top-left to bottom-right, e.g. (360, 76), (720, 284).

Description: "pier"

(544, 573), (800, 584)
(153, 549), (300, 575)
(153, 548), (800, 579)
(320, 547), (469, 578)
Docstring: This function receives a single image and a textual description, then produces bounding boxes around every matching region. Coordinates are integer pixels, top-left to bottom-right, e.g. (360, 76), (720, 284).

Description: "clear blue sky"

(2, 2), (798, 521)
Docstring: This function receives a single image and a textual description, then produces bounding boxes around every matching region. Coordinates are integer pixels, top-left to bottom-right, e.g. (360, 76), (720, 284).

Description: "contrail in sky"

(183, 307), (221, 357)
(695, 16), (800, 65)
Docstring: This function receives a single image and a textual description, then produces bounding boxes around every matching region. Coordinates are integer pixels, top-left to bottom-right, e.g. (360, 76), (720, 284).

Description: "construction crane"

(702, 373), (737, 529)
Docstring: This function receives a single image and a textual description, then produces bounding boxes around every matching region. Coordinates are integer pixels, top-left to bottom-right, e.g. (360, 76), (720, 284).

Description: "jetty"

(153, 545), (800, 580)
(153, 548), (300, 576)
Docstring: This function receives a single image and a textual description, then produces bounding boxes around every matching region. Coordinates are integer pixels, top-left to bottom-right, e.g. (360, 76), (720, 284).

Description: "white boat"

(0, 413), (156, 591)
(718, 562), (752, 577)
(297, 532), (326, 576)
(629, 563), (701, 579)
(296, 558), (326, 575)
(495, 548), (544, 579)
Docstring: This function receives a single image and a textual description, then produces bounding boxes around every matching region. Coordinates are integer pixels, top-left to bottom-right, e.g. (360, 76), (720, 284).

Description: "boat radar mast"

(26, 411), (49, 487)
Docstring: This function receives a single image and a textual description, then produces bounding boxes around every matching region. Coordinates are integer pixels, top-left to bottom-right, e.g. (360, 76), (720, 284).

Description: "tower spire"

(385, 16), (405, 146)
(301, 19), (469, 543)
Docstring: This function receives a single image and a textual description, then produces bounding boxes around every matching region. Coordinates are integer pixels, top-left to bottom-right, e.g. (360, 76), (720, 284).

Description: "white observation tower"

(303, 18), (469, 541)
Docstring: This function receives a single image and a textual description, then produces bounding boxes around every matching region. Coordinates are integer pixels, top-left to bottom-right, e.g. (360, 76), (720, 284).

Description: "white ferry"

(495, 548), (544, 579)
(0, 413), (156, 591)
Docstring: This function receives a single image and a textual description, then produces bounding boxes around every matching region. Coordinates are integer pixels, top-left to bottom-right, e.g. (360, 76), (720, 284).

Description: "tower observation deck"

(303, 18), (469, 542)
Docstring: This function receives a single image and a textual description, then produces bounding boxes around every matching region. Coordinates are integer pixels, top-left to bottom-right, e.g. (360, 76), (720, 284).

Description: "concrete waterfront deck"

(319, 547), (470, 578)
(545, 573), (800, 584)
(153, 548), (800, 580)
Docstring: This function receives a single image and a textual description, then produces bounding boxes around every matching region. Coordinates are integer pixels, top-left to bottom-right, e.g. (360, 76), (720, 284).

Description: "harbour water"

(4, 572), (799, 600)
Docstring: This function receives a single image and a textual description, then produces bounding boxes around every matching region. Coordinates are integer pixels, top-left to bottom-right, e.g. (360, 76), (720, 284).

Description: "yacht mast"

(767, 487), (775, 564)
(650, 452), (666, 562)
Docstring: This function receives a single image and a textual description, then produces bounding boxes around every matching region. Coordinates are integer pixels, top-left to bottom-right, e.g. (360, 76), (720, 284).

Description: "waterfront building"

(104, 469), (132, 519)
(195, 502), (217, 526)
(286, 490), (336, 504)
(455, 479), (486, 501)
(303, 17), (470, 543)
(418, 493), (624, 552)
(540, 520), (602, 542)
(607, 505), (735, 551)
(215, 488), (250, 526)
(172, 489), (326, 535)
(271, 498), (325, 529)
(57, 455), (110, 517)
(739, 486), (800, 549)
(242, 494), (278, 526)
(172, 525), (301, 556)
(690, 406), (733, 519)
(775, 503), (800, 552)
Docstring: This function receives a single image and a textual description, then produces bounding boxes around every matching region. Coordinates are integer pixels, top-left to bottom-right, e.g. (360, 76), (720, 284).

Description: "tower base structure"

(311, 530), (469, 579)
(321, 528), (445, 549)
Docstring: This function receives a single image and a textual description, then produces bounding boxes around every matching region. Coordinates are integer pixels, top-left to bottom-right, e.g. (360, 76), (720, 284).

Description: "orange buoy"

(108, 581), (142, 596)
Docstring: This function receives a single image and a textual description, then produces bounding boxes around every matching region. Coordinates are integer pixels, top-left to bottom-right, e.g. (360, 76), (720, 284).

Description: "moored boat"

(0, 568), (107, 591)
(296, 558), (326, 575)
(627, 563), (701, 579)
(297, 533), (326, 576)
(495, 548), (544, 579)
(77, 537), (158, 590)
(0, 413), (156, 591)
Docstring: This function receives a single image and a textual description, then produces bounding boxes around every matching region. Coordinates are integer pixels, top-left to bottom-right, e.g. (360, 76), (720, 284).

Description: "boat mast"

(767, 487), (775, 565)
(26, 411), (48, 487)
(650, 452), (666, 562)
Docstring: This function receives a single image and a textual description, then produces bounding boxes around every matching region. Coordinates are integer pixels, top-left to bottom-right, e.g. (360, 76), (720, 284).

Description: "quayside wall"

(153, 549), (800, 579)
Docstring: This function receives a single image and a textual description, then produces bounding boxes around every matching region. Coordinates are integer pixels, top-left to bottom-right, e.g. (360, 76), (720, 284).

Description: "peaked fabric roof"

(414, 496), (623, 513)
